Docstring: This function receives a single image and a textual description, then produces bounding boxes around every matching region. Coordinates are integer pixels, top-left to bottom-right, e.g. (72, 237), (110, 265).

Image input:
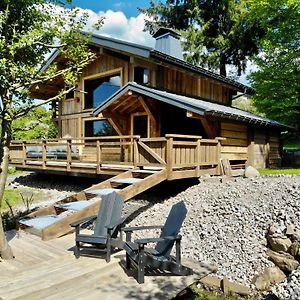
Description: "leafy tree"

(247, 0), (300, 128)
(0, 0), (101, 259)
(141, 0), (264, 76)
(12, 106), (58, 140)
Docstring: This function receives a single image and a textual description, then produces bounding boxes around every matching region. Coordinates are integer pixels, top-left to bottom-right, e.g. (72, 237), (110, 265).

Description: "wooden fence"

(10, 135), (224, 179)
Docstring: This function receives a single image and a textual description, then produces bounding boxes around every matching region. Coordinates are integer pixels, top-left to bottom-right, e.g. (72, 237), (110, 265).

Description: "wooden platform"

(0, 230), (216, 299)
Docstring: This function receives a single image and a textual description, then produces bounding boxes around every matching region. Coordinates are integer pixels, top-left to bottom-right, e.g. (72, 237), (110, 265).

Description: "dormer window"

(84, 73), (121, 109)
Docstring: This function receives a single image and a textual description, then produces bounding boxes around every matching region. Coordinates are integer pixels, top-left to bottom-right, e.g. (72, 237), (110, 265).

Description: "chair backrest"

(93, 192), (124, 237)
(154, 201), (187, 257)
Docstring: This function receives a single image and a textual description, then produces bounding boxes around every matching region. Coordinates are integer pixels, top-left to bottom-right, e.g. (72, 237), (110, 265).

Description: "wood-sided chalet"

(10, 28), (290, 180)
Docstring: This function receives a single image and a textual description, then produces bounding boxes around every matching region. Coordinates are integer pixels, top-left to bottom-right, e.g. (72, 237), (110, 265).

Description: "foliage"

(0, 0), (102, 258)
(259, 168), (300, 176)
(7, 165), (24, 175)
(232, 96), (258, 114)
(283, 142), (300, 150)
(247, 0), (300, 128)
(12, 106), (58, 140)
(140, 0), (264, 76)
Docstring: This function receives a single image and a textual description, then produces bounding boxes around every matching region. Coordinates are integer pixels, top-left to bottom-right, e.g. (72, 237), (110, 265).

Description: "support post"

(196, 138), (201, 177)
(67, 139), (72, 172)
(166, 136), (173, 180)
(96, 140), (102, 174)
(133, 137), (139, 167)
(22, 141), (26, 167)
(247, 141), (255, 167)
(216, 139), (222, 175)
(42, 140), (46, 169)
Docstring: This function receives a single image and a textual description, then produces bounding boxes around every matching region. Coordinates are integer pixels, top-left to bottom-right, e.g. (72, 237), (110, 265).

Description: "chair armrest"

(70, 215), (97, 228)
(105, 217), (126, 230)
(135, 235), (181, 245)
(122, 225), (163, 232)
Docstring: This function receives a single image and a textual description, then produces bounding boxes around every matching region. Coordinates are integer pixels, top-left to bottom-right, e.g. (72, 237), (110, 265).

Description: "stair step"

(87, 188), (120, 196)
(131, 169), (158, 174)
(54, 200), (96, 211)
(111, 178), (143, 185)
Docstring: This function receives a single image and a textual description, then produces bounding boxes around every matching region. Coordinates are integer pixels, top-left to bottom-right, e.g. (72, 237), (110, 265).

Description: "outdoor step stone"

(267, 234), (292, 252)
(267, 249), (300, 272)
(253, 267), (286, 291)
(200, 275), (251, 296)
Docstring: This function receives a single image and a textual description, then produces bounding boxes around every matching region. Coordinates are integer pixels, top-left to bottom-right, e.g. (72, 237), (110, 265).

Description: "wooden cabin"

(10, 28), (290, 179)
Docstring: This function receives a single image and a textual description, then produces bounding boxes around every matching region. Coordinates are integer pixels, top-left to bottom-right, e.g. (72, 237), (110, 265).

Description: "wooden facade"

(13, 34), (285, 175)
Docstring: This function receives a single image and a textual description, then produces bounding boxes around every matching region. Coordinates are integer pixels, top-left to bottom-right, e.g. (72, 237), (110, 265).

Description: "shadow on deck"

(0, 230), (215, 300)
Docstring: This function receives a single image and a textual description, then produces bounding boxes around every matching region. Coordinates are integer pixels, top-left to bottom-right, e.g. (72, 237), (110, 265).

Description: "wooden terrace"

(0, 230), (215, 299)
(10, 134), (226, 180)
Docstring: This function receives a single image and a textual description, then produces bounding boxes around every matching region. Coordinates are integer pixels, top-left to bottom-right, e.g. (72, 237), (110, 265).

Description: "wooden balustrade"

(9, 134), (224, 178)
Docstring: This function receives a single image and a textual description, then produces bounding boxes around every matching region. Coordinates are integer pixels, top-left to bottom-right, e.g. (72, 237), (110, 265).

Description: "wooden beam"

(138, 96), (155, 122)
(187, 111), (217, 138)
(138, 141), (166, 165)
(111, 95), (136, 112)
(108, 118), (126, 136)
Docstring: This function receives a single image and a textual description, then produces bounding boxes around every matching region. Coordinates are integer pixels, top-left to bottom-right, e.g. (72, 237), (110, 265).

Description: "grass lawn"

(259, 168), (300, 176)
(283, 142), (300, 150)
(1, 188), (42, 210)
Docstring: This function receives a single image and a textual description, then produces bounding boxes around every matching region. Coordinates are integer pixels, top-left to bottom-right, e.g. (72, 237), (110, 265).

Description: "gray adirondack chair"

(123, 201), (193, 283)
(71, 191), (124, 262)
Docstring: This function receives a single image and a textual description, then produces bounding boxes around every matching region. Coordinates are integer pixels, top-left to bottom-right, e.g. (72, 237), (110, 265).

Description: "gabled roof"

(93, 82), (291, 130)
(42, 33), (254, 94)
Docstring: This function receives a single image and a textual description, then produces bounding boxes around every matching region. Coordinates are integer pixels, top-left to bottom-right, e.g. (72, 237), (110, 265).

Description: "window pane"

(85, 120), (117, 137)
(85, 74), (121, 109)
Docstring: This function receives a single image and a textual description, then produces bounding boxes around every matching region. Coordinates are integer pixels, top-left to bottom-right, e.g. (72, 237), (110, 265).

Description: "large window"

(85, 120), (117, 137)
(84, 74), (121, 109)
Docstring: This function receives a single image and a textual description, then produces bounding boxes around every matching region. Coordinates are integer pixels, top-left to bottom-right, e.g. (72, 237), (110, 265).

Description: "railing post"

(166, 136), (173, 179)
(22, 141), (27, 167)
(196, 138), (201, 177)
(216, 138), (222, 175)
(96, 140), (102, 174)
(67, 139), (72, 172)
(133, 136), (139, 167)
(42, 140), (47, 169)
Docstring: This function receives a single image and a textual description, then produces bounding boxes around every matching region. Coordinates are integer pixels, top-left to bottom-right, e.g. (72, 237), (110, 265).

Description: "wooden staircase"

(85, 168), (167, 200)
(18, 168), (167, 240)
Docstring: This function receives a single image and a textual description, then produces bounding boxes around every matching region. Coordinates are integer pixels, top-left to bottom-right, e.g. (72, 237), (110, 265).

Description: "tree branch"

(14, 86), (75, 119)
(14, 54), (95, 90)
(33, 41), (67, 48)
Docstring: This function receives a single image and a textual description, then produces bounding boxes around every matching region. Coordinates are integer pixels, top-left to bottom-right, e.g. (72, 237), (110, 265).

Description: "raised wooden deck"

(0, 230), (216, 299)
(10, 134), (225, 180)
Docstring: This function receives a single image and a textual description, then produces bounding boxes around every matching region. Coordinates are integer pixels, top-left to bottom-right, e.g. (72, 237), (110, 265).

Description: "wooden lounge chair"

(123, 201), (193, 283)
(71, 191), (124, 262)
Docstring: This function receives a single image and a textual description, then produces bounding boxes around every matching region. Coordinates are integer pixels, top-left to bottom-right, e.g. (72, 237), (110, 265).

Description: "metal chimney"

(153, 27), (183, 60)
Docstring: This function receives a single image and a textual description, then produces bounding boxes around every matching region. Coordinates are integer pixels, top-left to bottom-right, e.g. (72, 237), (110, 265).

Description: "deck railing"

(10, 134), (223, 178)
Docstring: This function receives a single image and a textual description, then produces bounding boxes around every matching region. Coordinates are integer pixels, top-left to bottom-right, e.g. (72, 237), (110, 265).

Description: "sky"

(72, 0), (151, 18)
(71, 1), (156, 47)
(68, 1), (251, 84)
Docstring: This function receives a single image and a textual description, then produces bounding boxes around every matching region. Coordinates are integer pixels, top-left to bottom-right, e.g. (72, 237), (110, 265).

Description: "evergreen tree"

(141, 0), (264, 77)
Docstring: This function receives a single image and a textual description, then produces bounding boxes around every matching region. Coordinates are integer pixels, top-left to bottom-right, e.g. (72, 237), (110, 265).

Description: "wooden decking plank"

(15, 259), (121, 300)
(1, 257), (102, 298)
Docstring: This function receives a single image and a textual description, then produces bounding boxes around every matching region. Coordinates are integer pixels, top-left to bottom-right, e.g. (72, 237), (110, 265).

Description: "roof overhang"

(93, 82), (292, 131)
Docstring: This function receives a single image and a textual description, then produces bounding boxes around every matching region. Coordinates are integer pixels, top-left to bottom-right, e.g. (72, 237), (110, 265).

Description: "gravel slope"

(127, 175), (300, 291)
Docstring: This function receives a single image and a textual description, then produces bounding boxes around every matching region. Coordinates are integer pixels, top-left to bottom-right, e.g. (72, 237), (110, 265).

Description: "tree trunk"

(220, 54), (227, 77)
(0, 118), (14, 259)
